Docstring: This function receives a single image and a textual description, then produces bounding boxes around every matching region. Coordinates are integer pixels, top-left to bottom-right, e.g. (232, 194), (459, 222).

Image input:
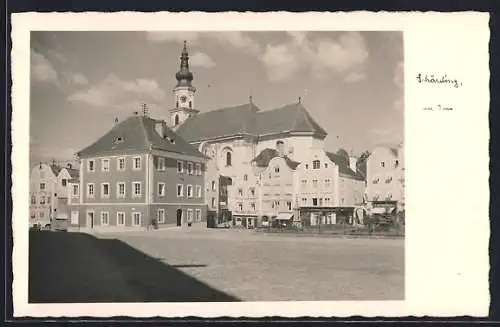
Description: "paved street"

(29, 229), (404, 302)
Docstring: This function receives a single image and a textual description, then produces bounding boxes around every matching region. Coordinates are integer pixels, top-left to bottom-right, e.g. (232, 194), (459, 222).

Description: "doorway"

(86, 210), (94, 229)
(176, 209), (183, 226)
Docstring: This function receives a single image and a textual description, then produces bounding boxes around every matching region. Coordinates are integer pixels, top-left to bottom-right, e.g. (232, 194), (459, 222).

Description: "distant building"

(29, 161), (79, 228)
(75, 113), (207, 231)
(366, 144), (405, 211)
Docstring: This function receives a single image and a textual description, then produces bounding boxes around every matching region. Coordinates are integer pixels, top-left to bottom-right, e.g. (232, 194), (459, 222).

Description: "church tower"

(169, 41), (199, 128)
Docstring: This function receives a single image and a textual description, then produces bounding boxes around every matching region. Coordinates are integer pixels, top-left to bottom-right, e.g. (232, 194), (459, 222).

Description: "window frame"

(117, 157), (126, 171)
(101, 211), (109, 226)
(117, 212), (125, 226)
(87, 159), (95, 172)
(101, 158), (110, 172)
(157, 157), (166, 171)
(177, 184), (184, 197)
(196, 185), (202, 198)
(158, 182), (166, 197)
(195, 209), (201, 222)
(313, 160), (320, 169)
(72, 184), (79, 196)
(132, 212), (141, 226)
(101, 183), (110, 198)
(187, 162), (194, 175)
(177, 160), (184, 174)
(132, 156), (142, 171)
(117, 182), (126, 198)
(157, 209), (165, 223)
(87, 183), (95, 198)
(132, 182), (142, 198)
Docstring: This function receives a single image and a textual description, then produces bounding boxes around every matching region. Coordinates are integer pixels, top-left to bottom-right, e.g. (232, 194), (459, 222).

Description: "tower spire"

(175, 40), (193, 87)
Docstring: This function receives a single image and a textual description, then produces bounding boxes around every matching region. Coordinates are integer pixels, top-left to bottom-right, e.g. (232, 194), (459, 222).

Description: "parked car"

(51, 218), (69, 232)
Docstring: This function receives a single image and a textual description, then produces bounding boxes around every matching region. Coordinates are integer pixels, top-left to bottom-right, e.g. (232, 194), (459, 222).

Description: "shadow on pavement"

(29, 231), (240, 303)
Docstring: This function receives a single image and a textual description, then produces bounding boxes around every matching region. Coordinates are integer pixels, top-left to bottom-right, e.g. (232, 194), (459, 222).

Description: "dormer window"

(274, 166), (280, 173)
(113, 136), (124, 144)
(313, 160), (320, 169)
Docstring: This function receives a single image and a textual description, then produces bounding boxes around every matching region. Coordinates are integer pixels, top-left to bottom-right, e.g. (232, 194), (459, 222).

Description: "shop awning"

(275, 212), (293, 220)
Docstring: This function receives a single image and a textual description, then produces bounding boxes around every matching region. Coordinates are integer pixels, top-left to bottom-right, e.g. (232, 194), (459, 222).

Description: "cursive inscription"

(422, 104), (454, 111)
(417, 73), (462, 88)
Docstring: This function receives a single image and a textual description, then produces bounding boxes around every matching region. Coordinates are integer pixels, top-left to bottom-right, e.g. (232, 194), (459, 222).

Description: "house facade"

(29, 161), (79, 228)
(366, 144), (405, 211)
(76, 114), (207, 231)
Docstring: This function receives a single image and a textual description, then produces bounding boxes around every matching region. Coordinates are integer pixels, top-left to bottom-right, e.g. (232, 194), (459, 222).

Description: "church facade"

(166, 42), (366, 227)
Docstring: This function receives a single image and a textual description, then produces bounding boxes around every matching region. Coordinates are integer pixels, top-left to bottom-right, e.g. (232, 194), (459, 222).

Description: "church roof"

(324, 151), (364, 181)
(251, 148), (301, 170)
(77, 114), (204, 158)
(175, 102), (327, 143)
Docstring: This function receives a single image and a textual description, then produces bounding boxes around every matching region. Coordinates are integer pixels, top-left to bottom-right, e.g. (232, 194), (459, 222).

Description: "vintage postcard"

(11, 11), (490, 318)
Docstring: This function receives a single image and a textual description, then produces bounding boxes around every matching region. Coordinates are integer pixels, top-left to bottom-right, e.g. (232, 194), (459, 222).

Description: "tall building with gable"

(75, 113), (207, 231)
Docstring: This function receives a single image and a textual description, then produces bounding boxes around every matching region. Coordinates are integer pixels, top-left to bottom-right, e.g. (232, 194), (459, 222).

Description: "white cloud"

(261, 31), (369, 82)
(393, 61), (404, 112)
(67, 74), (166, 109)
(63, 72), (88, 86)
(189, 51), (216, 68)
(31, 49), (59, 85)
(145, 31), (260, 54)
(370, 127), (403, 146)
(344, 71), (366, 83)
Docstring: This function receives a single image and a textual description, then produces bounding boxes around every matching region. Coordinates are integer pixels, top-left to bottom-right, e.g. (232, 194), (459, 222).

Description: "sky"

(29, 31), (404, 167)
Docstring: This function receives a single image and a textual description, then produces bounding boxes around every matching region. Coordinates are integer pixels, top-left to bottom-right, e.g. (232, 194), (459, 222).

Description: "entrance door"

(176, 209), (182, 226)
(86, 211), (94, 229)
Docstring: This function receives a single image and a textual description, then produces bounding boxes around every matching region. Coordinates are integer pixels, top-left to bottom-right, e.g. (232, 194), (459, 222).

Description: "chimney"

(155, 120), (165, 138)
(349, 156), (357, 173)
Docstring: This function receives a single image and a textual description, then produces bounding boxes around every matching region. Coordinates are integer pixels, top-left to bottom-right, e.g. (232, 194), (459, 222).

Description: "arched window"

(226, 151), (232, 167)
(174, 114), (179, 125)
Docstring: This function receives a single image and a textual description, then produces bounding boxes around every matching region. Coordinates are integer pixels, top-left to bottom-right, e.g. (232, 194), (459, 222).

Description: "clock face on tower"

(180, 96), (187, 103)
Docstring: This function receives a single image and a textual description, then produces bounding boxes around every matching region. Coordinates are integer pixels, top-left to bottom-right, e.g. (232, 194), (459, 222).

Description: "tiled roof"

(77, 115), (204, 158)
(49, 164), (63, 176)
(66, 168), (80, 179)
(325, 151), (364, 181)
(175, 103), (259, 143)
(176, 102), (327, 143)
(251, 148), (300, 170)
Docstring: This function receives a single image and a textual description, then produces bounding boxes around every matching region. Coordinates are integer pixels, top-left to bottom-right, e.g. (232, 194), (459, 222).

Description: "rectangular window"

(133, 156), (142, 170)
(158, 183), (166, 197)
(319, 198), (323, 206)
(187, 162), (193, 175)
(88, 159), (95, 172)
(31, 195), (36, 205)
(132, 182), (142, 197)
(117, 182), (126, 198)
(250, 188), (255, 197)
(301, 198), (307, 205)
(211, 181), (216, 191)
(381, 161), (385, 168)
(250, 202), (256, 211)
(157, 157), (166, 171)
(132, 212), (141, 226)
(87, 183), (95, 198)
(39, 212), (45, 218)
(312, 180), (318, 188)
(195, 163), (202, 176)
(211, 197), (216, 208)
(238, 203), (243, 211)
(101, 183), (110, 198)
(101, 159), (110, 172)
(187, 209), (194, 222)
(301, 179), (307, 188)
(312, 198), (318, 206)
(196, 209), (201, 222)
(40, 183), (46, 191)
(196, 185), (202, 198)
(71, 211), (79, 225)
(177, 160), (184, 173)
(62, 179), (67, 187)
(313, 160), (320, 169)
(73, 184), (79, 196)
(177, 184), (184, 197)
(40, 196), (46, 205)
(101, 211), (109, 225)
(187, 185), (193, 198)
(117, 157), (126, 171)
(238, 188), (243, 196)
(324, 179), (331, 188)
(157, 209), (165, 223)
(117, 212), (125, 226)
(287, 201), (292, 210)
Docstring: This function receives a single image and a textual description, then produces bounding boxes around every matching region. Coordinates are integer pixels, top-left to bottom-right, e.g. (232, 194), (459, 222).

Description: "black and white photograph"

(28, 30), (405, 303)
(11, 11), (490, 318)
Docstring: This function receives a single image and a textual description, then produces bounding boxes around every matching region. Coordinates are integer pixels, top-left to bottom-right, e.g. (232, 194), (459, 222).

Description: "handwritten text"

(417, 73), (462, 88)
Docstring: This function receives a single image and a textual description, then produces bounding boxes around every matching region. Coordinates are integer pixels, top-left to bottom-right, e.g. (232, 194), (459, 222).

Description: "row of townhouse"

(29, 161), (79, 228)
(66, 113), (208, 231)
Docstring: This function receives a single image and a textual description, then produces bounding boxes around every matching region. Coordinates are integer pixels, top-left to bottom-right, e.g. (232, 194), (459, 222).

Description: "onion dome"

(175, 40), (194, 87)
